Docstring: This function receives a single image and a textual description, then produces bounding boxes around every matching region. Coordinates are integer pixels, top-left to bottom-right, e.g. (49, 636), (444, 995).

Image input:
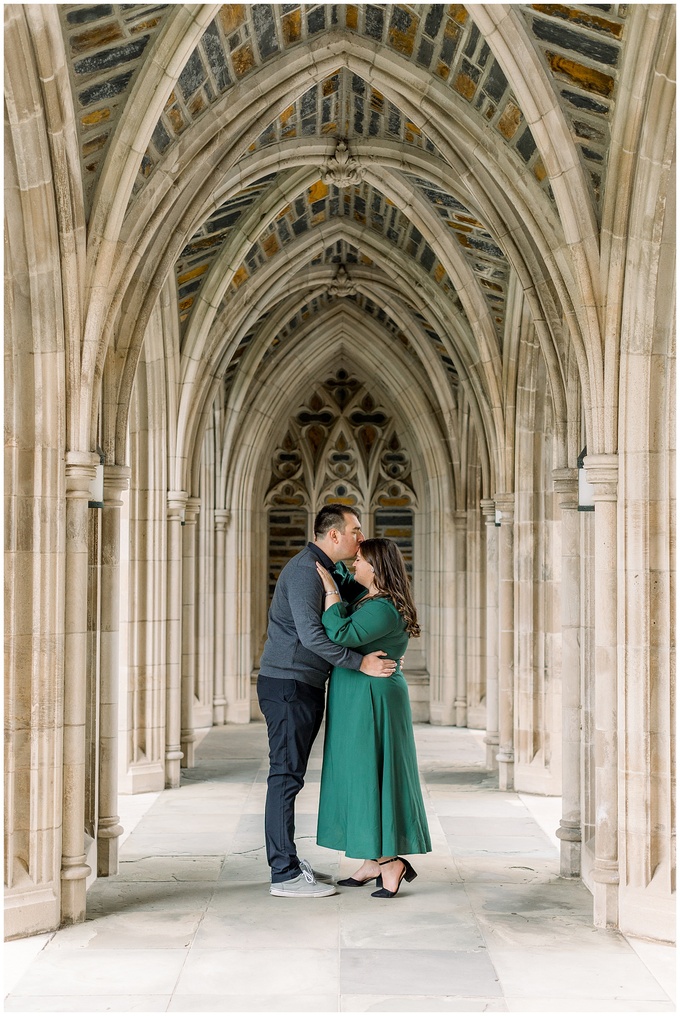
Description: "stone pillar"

(213, 510), (230, 725)
(224, 508), (254, 723)
(181, 497), (200, 769)
(97, 465), (131, 877)
(166, 491), (187, 788)
(61, 452), (98, 925)
(553, 468), (582, 876)
(454, 510), (468, 727)
(584, 454), (619, 928)
(481, 499), (499, 770)
(495, 493), (515, 791)
(427, 509), (457, 726)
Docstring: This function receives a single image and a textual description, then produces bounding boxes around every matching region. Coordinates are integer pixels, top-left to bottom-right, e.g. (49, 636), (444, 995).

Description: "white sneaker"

(299, 857), (333, 883)
(270, 868), (337, 897)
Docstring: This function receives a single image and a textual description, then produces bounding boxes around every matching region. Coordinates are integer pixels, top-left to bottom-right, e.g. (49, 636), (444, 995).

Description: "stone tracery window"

(266, 368), (417, 589)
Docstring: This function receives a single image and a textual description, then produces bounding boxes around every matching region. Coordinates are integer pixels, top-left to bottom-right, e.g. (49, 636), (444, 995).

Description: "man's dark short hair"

(313, 503), (360, 539)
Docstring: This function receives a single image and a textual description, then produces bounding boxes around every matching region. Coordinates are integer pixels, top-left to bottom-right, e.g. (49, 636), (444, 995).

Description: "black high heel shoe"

(337, 873), (380, 887)
(337, 861), (383, 888)
(370, 856), (417, 898)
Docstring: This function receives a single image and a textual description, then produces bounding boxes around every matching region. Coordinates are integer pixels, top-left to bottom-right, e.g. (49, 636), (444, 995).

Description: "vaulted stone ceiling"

(58, 2), (630, 439)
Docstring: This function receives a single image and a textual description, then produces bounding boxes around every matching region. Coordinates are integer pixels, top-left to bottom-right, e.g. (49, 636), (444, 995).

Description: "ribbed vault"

(5, 1), (675, 946)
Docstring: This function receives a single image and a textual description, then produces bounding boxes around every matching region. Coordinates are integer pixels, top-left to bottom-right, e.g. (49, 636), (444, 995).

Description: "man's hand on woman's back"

(360, 651), (396, 677)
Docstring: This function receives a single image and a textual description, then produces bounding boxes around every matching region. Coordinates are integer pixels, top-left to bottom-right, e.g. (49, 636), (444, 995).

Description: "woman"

(315, 537), (431, 898)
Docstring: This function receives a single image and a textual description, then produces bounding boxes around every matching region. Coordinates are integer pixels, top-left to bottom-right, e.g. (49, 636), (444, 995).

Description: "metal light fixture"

(577, 446), (595, 511)
(88, 449), (105, 508)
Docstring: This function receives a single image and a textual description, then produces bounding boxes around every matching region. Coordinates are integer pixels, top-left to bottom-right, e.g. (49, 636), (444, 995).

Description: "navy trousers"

(257, 675), (325, 883)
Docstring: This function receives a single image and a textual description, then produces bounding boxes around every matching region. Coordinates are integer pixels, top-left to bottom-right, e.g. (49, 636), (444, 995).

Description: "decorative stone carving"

(328, 265), (357, 298)
(321, 140), (364, 188)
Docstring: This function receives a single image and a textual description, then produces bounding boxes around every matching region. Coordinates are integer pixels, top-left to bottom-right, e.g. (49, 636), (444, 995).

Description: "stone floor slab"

(45, 910), (204, 950)
(454, 856), (563, 883)
(341, 995), (509, 1012)
(505, 999), (677, 1012)
(216, 851), (270, 881)
(148, 787), (252, 814)
(8, 949), (188, 996)
(174, 947), (339, 996)
(339, 882), (483, 952)
(3, 996), (171, 1012)
(428, 792), (529, 818)
(340, 948), (502, 997)
(112, 855), (223, 881)
(86, 879), (215, 915)
(491, 946), (673, 1001)
(167, 994), (338, 1011)
(339, 904), (485, 952)
(627, 937), (677, 1003)
(199, 890), (341, 948)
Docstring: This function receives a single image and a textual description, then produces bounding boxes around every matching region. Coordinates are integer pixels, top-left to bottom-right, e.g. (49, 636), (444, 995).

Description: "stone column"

(97, 465), (131, 877)
(454, 510), (468, 727)
(553, 468), (582, 876)
(495, 493), (515, 791)
(584, 454), (619, 928)
(181, 497), (200, 769)
(61, 451), (98, 925)
(213, 510), (230, 725)
(481, 499), (499, 770)
(166, 491), (187, 788)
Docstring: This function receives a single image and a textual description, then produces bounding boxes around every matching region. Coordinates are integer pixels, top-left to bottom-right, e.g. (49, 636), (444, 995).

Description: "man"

(257, 503), (397, 897)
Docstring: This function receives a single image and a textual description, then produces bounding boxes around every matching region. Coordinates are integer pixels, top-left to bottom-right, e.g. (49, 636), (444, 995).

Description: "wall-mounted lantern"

(88, 449), (105, 508)
(577, 447), (595, 511)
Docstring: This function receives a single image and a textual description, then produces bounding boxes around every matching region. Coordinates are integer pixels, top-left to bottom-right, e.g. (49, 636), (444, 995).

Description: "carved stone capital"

(103, 465), (131, 506)
(321, 140), (364, 188)
(493, 492), (514, 523)
(583, 454), (618, 501)
(552, 467), (578, 510)
(480, 498), (496, 523)
(214, 509), (231, 532)
(65, 451), (99, 498)
(167, 490), (188, 521)
(184, 496), (201, 525)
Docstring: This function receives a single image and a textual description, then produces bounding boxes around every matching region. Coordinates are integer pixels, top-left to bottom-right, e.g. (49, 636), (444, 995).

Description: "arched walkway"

(4, 2), (675, 956)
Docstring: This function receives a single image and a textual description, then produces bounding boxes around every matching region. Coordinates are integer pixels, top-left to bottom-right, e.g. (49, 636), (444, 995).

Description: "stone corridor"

(6, 3), (675, 948)
(4, 725), (674, 1013)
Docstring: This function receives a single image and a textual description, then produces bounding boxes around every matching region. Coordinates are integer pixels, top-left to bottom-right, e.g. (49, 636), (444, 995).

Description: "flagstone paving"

(4, 724), (675, 1013)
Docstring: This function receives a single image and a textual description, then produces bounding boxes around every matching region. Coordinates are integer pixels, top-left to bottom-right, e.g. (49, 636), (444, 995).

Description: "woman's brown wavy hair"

(359, 538), (421, 638)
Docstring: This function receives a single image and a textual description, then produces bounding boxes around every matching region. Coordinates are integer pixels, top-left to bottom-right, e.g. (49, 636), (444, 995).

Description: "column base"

(212, 700), (226, 725)
(497, 753), (514, 791)
(60, 863), (90, 926)
(97, 824), (123, 877)
(484, 735), (499, 771)
(180, 737), (196, 769)
(455, 700), (467, 727)
(165, 750), (183, 789)
(4, 885), (60, 939)
(593, 874), (619, 928)
(559, 839), (581, 877)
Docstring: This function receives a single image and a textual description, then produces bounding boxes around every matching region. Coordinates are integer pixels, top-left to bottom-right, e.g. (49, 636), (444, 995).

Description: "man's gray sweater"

(259, 543), (365, 688)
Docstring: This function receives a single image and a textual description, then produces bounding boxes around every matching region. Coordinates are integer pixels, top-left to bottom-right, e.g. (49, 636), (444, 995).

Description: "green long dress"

(316, 596), (432, 859)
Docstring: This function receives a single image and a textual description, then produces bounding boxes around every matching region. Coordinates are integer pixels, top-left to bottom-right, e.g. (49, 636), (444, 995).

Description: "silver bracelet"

(325, 590), (338, 596)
